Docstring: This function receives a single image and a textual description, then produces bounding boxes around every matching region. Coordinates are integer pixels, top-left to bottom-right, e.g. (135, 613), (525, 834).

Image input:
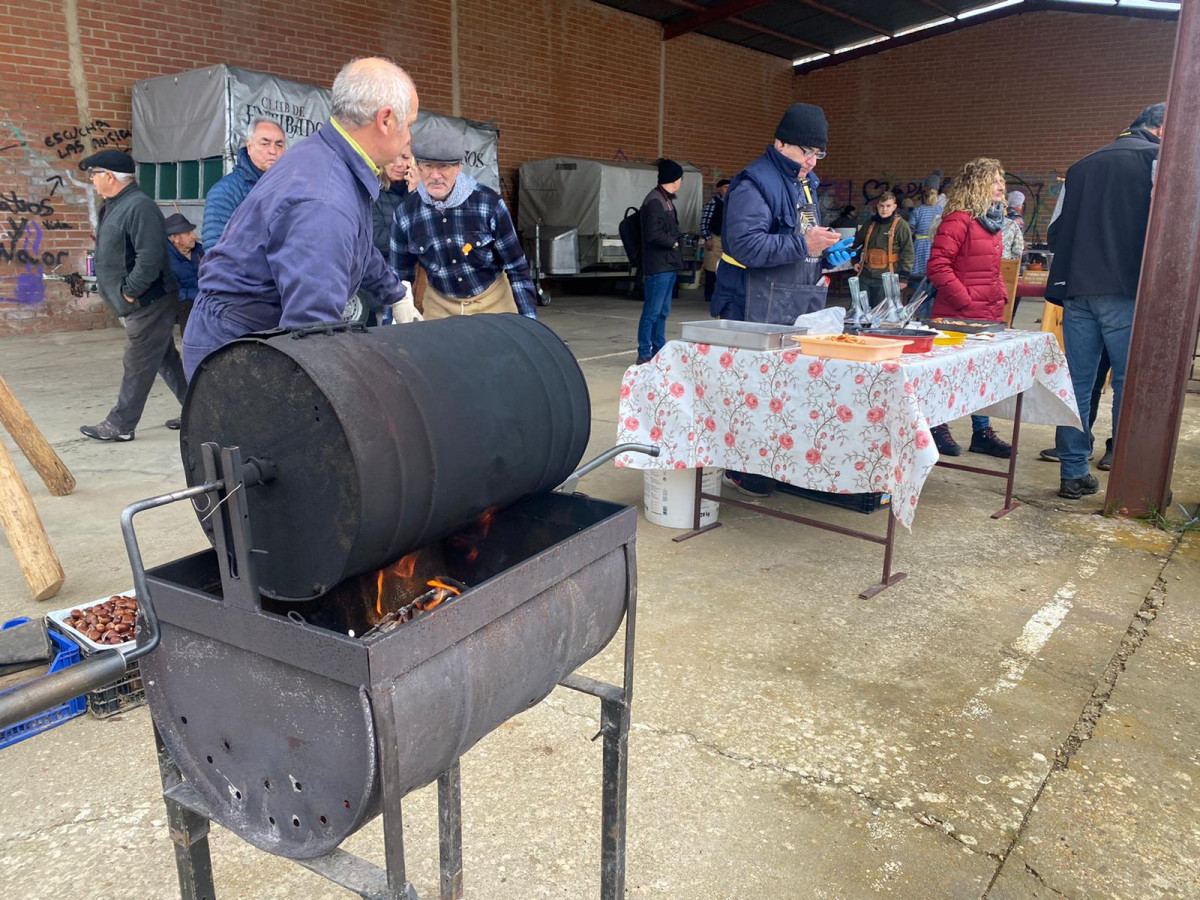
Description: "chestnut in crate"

(64, 595), (138, 646)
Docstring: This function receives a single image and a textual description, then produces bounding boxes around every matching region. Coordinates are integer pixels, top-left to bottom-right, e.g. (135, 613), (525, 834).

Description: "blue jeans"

(1054, 295), (1134, 479)
(638, 271), (676, 359)
(971, 415), (990, 432)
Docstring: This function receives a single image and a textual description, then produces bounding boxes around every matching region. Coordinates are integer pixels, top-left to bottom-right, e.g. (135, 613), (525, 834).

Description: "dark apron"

(743, 182), (827, 324)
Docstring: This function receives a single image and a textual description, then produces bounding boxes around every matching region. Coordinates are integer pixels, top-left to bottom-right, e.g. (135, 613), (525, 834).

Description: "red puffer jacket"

(927, 211), (1005, 321)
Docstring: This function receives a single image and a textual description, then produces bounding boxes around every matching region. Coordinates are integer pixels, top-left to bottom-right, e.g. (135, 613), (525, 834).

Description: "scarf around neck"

(418, 171), (478, 211)
(979, 202), (1005, 234)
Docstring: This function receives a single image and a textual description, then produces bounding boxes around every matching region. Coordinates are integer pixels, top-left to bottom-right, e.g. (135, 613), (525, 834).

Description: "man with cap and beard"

(634, 158), (685, 364)
(712, 102), (853, 497)
(389, 121), (536, 320)
(78, 149), (187, 441)
(163, 212), (203, 344)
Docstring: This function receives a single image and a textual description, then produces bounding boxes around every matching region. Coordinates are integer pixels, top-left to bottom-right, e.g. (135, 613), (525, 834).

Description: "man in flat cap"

(183, 57), (419, 378)
(711, 102), (852, 497)
(164, 212), (202, 345)
(389, 120), (536, 319)
(79, 149), (187, 441)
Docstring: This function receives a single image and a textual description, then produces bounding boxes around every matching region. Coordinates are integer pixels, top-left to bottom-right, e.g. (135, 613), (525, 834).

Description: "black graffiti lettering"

(57, 141), (84, 159)
(42, 219), (73, 230)
(43, 120), (113, 148)
(0, 191), (54, 218)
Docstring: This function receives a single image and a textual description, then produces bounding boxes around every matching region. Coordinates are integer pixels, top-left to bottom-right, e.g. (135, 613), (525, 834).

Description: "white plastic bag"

(793, 306), (845, 335)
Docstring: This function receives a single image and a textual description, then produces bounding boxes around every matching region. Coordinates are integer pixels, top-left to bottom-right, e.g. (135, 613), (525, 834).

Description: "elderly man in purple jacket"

(182, 58), (419, 380)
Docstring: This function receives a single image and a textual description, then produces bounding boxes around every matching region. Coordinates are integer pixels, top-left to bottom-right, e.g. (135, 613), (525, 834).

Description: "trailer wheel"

(342, 292), (371, 325)
(537, 288), (552, 307)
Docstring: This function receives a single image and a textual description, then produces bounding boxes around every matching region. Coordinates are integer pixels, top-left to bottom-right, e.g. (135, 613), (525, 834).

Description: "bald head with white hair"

(331, 57), (419, 169)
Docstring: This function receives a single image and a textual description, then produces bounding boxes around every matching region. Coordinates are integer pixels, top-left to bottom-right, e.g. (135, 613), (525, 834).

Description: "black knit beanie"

(657, 158), (684, 185)
(774, 103), (828, 151)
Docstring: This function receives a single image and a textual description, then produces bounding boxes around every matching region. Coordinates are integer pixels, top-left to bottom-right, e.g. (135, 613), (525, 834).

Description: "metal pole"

(156, 726), (216, 900)
(599, 696), (629, 900)
(437, 764), (464, 900)
(993, 391), (1024, 519)
(1105, 3), (1200, 516)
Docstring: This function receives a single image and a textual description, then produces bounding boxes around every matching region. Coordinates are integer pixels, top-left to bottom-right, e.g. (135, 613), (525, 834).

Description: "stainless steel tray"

(679, 320), (809, 351)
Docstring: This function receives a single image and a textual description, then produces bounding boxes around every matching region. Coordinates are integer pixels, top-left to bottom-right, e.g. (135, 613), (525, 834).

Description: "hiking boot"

(635, 356), (652, 365)
(1097, 438), (1114, 471)
(722, 471), (773, 498)
(1038, 444), (1094, 462)
(165, 417), (181, 430)
(80, 420), (134, 442)
(1058, 473), (1100, 499)
(930, 424), (961, 457)
(969, 426), (1012, 459)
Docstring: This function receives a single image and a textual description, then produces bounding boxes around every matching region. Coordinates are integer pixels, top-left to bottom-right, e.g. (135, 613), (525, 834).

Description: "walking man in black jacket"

(1048, 102), (1164, 499)
(637, 158), (684, 364)
(79, 150), (187, 441)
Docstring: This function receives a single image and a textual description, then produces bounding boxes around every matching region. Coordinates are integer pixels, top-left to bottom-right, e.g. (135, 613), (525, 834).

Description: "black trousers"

(107, 294), (188, 432)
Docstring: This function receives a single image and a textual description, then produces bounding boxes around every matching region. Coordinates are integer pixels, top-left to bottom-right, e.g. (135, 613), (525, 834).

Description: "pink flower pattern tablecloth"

(615, 331), (1081, 528)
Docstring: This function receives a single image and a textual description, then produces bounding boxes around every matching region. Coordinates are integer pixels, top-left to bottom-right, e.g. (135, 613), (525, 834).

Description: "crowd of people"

(74, 57), (1165, 505)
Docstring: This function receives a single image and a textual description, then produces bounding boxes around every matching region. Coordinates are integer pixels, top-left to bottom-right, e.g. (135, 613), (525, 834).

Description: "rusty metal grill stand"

(673, 392), (1026, 599)
(152, 446), (637, 900)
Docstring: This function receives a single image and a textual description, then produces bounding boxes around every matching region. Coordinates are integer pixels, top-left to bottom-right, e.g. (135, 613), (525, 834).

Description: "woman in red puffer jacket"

(926, 158), (1011, 459)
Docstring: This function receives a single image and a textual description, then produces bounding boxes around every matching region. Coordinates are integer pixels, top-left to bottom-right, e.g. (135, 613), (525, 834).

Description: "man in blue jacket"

(183, 58), (417, 380)
(200, 118), (285, 249)
(711, 103), (850, 325)
(712, 103), (852, 497)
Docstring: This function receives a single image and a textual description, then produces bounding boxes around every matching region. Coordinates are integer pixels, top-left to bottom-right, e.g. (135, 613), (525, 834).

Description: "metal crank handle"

(556, 443), (661, 493)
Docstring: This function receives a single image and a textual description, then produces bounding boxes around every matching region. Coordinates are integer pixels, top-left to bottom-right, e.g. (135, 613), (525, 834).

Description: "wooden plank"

(0, 437), (65, 602)
(1000, 258), (1020, 328)
(0, 376), (76, 496)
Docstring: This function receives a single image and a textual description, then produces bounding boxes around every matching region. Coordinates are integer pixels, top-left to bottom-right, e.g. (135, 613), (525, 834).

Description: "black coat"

(1046, 127), (1159, 304)
(95, 182), (178, 317)
(639, 186), (682, 276)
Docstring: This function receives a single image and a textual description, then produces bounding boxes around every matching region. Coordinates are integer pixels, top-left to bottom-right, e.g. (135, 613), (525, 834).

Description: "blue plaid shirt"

(390, 183), (537, 317)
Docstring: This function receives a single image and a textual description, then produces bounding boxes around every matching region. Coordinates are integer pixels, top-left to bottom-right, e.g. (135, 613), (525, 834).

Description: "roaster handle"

(0, 651), (129, 730)
(556, 443), (660, 493)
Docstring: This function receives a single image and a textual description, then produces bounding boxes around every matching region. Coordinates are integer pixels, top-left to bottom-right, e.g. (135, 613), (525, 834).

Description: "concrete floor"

(1, 289), (1198, 899)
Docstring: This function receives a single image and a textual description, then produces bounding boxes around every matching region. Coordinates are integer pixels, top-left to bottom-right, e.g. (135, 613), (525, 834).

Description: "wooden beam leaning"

(0, 376), (76, 496)
(663, 0), (775, 40)
(1105, 0), (1200, 517)
(0, 437), (66, 601)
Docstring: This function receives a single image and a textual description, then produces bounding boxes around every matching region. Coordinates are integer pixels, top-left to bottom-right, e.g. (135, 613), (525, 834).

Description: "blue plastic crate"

(0, 617), (87, 750)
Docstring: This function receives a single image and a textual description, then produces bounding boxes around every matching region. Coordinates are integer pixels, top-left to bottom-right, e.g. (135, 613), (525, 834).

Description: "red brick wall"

(0, 0), (792, 336)
(796, 10), (1176, 239)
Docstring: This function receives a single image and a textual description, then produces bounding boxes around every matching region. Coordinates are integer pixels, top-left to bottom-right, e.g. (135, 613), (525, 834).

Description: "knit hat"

(924, 169), (943, 191)
(79, 149), (136, 175)
(412, 120), (465, 164)
(774, 103), (827, 151)
(657, 158), (683, 185)
(163, 213), (196, 235)
(1006, 190), (1026, 210)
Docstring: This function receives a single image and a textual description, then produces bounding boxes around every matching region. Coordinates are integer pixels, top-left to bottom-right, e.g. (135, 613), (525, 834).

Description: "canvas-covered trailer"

(517, 157), (703, 300)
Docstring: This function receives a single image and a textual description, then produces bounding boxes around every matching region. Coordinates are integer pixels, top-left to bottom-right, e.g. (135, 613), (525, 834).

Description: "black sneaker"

(1058, 473), (1100, 499)
(1097, 439), (1113, 471)
(165, 417), (182, 430)
(969, 427), (1012, 459)
(1038, 445), (1095, 462)
(80, 420), (134, 442)
(722, 471), (773, 498)
(930, 424), (961, 457)
(635, 356), (652, 365)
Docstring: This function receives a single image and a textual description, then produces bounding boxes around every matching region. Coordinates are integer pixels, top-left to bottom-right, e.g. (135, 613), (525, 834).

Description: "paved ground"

(1, 290), (1197, 899)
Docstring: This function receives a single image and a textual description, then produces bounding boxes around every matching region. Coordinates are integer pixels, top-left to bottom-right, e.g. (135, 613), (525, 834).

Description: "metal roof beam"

(658, 0), (835, 52)
(795, 0), (892, 36)
(663, 0), (775, 40)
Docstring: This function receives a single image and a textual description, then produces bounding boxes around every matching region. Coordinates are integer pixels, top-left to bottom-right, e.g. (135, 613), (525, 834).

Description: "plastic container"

(0, 618), (86, 749)
(87, 662), (145, 718)
(863, 329), (937, 353)
(643, 467), (721, 529)
(775, 483), (891, 514)
(932, 330), (968, 346)
(790, 333), (905, 362)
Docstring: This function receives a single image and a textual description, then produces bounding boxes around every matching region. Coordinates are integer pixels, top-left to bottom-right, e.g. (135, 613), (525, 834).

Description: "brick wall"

(796, 10), (1176, 239)
(0, 4), (1175, 335)
(0, 0), (792, 336)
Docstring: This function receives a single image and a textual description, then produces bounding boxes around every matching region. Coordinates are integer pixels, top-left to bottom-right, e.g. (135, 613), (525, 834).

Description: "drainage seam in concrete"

(979, 536), (1178, 898)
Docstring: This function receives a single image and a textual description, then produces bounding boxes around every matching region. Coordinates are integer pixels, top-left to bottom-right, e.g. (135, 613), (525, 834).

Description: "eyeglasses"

(798, 147), (827, 160)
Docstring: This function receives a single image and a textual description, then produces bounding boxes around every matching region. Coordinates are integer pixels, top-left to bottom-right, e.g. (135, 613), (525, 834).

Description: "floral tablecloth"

(615, 331), (1082, 528)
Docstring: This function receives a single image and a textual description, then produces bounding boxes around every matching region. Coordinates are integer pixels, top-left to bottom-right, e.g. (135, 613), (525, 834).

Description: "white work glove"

(389, 281), (422, 324)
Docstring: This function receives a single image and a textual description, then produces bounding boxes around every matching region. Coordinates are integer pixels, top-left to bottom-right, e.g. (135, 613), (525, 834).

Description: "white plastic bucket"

(643, 467), (722, 529)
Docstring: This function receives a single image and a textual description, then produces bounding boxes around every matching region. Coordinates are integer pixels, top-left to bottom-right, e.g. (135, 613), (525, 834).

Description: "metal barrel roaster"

(180, 314), (592, 600)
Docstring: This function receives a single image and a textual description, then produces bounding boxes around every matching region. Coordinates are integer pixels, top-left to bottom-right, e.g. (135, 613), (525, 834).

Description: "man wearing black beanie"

(635, 158), (685, 364)
(711, 102), (854, 497)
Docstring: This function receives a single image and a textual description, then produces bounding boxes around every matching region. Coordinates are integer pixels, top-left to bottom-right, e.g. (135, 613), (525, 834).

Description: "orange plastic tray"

(789, 333), (905, 362)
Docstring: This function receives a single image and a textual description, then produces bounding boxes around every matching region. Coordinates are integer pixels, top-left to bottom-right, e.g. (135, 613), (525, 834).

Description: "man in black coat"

(80, 150), (187, 441)
(636, 158), (684, 364)
(1048, 102), (1164, 499)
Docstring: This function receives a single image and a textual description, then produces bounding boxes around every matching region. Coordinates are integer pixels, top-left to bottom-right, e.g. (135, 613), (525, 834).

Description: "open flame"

(375, 551), (421, 616)
(417, 578), (462, 612)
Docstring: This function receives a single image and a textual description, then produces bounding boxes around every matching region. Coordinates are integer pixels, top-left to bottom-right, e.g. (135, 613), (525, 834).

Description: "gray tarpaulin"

(517, 157), (703, 237)
(132, 65), (500, 189)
